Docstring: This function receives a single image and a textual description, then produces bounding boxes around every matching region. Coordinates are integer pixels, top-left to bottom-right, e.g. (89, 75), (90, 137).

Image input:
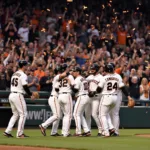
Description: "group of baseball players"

(3, 60), (132, 138)
(39, 62), (132, 137)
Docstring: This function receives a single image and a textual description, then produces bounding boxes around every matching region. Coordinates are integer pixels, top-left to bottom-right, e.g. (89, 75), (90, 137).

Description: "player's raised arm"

(54, 64), (70, 80)
(70, 67), (81, 93)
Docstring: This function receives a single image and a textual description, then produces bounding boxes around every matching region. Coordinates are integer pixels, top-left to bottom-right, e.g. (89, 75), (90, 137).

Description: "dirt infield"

(135, 134), (150, 138)
(0, 145), (67, 150)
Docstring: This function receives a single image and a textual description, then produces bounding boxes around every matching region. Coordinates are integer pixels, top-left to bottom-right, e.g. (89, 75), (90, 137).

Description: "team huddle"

(39, 62), (132, 137)
(3, 60), (132, 138)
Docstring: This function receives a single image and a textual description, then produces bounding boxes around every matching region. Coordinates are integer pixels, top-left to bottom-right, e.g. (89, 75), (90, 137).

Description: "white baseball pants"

(73, 95), (90, 134)
(58, 93), (73, 137)
(42, 95), (62, 135)
(5, 93), (27, 137)
(109, 92), (122, 134)
(85, 96), (102, 133)
(99, 95), (118, 136)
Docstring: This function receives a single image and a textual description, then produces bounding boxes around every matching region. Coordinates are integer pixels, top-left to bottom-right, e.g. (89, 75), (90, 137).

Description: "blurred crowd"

(0, 0), (150, 105)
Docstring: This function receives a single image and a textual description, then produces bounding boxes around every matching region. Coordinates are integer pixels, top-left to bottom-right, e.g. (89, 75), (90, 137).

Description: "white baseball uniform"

(5, 70), (28, 137)
(85, 75), (94, 131)
(41, 74), (62, 135)
(98, 73), (124, 136)
(73, 75), (90, 135)
(58, 75), (74, 137)
(109, 73), (123, 134)
(85, 73), (103, 134)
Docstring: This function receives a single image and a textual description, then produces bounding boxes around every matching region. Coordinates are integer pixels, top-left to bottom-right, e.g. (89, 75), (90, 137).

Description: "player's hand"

(128, 96), (132, 100)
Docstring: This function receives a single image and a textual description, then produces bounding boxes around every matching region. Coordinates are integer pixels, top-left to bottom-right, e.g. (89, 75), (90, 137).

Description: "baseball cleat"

(64, 134), (72, 137)
(97, 133), (102, 137)
(39, 125), (46, 136)
(3, 132), (14, 138)
(73, 133), (83, 137)
(111, 133), (119, 137)
(51, 133), (61, 136)
(101, 134), (110, 138)
(17, 134), (29, 138)
(82, 131), (91, 137)
(109, 128), (115, 136)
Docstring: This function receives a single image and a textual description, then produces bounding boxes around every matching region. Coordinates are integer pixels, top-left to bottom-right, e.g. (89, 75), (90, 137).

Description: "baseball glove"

(32, 92), (40, 99)
(89, 91), (96, 97)
(128, 98), (135, 108)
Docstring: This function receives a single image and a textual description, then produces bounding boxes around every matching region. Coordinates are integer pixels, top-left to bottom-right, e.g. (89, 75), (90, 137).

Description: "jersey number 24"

(107, 82), (118, 91)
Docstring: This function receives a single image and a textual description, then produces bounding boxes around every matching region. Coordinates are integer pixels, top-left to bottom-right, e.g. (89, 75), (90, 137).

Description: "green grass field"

(0, 129), (150, 150)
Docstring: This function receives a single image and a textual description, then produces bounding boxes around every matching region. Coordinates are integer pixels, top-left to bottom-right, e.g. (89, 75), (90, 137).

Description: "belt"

(50, 95), (58, 97)
(59, 92), (70, 94)
(94, 95), (99, 97)
(11, 92), (24, 95)
(105, 94), (117, 95)
(77, 94), (87, 98)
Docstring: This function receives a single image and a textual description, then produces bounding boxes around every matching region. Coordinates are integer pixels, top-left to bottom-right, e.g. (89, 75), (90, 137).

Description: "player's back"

(59, 75), (74, 93)
(90, 74), (103, 91)
(75, 76), (88, 97)
(10, 70), (27, 94)
(51, 74), (60, 96)
(101, 73), (123, 95)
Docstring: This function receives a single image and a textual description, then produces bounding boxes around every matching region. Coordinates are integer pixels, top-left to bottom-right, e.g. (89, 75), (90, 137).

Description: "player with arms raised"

(57, 64), (75, 137)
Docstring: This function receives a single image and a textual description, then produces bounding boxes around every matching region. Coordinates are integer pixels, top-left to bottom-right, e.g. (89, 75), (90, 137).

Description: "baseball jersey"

(11, 70), (28, 94)
(74, 76), (88, 97)
(58, 75), (75, 93)
(86, 74), (94, 81)
(89, 74), (103, 92)
(51, 74), (60, 96)
(98, 73), (124, 95)
(86, 75), (94, 91)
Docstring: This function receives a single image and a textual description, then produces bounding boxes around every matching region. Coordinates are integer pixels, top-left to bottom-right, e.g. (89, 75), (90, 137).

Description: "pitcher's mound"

(135, 134), (150, 138)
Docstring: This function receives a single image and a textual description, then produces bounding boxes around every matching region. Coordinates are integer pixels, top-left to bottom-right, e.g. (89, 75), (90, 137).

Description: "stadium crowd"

(0, 0), (150, 105)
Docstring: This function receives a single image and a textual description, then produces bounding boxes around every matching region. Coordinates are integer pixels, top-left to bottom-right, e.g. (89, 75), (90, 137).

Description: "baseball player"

(72, 66), (91, 136)
(96, 64), (132, 137)
(3, 60), (35, 138)
(57, 64), (75, 137)
(109, 62), (122, 136)
(85, 63), (103, 136)
(39, 65), (63, 136)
